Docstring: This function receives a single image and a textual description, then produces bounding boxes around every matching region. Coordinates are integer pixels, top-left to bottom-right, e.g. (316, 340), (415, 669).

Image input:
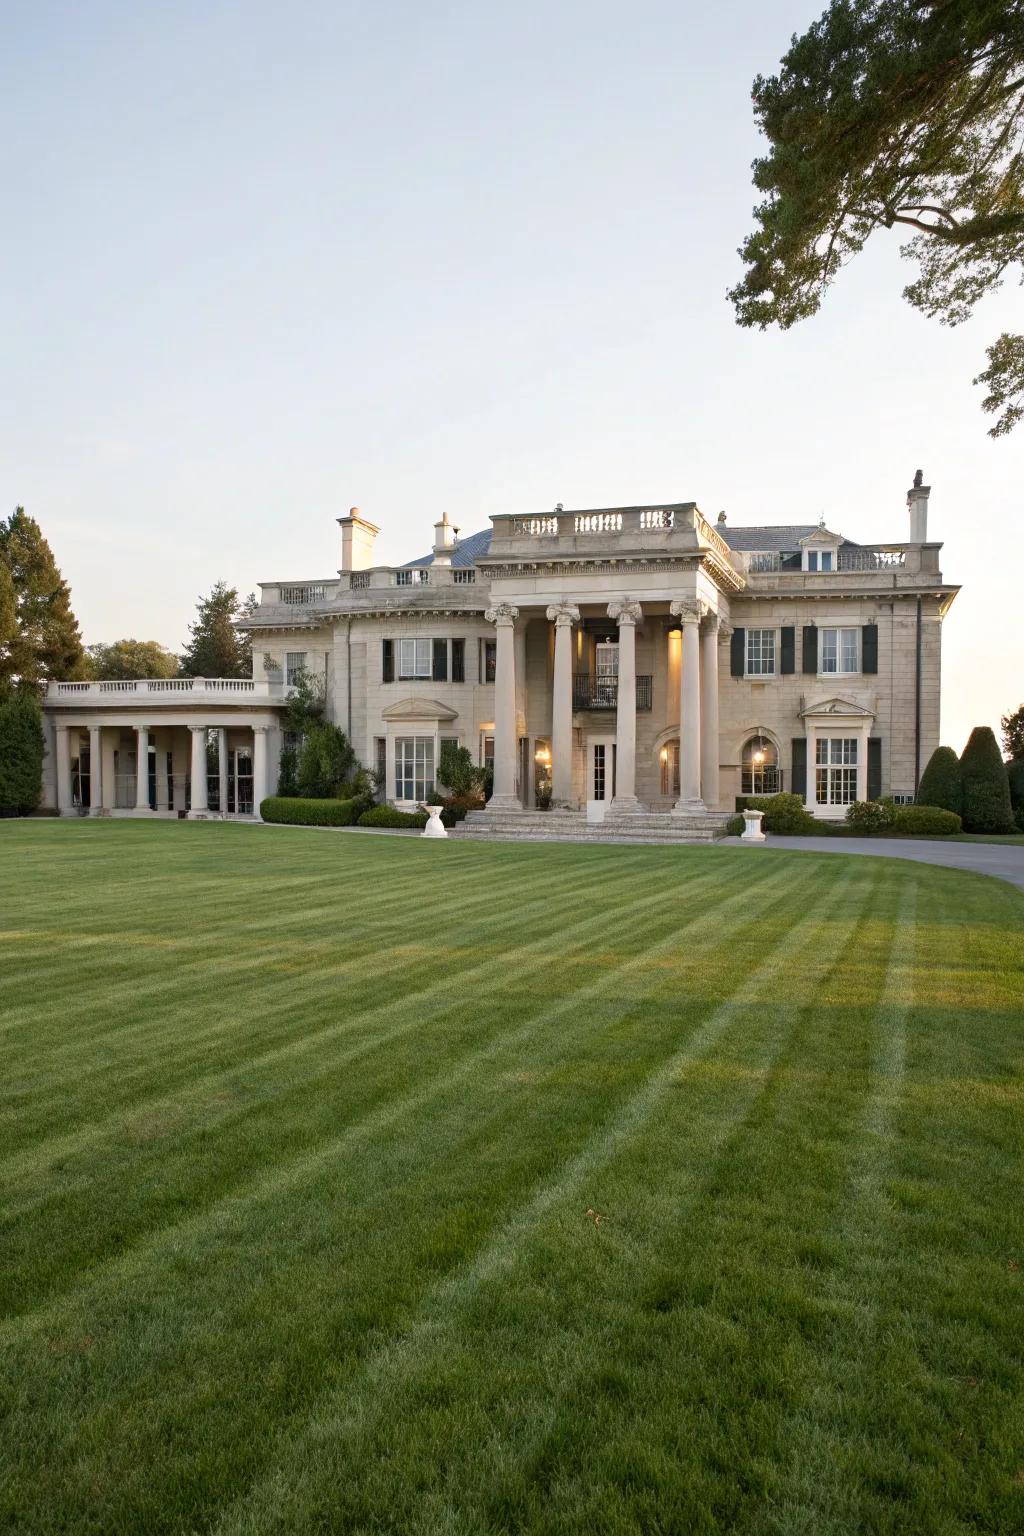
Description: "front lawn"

(2, 821), (1022, 1534)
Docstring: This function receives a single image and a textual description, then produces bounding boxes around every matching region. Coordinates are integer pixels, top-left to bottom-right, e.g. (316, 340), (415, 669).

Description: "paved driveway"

(729, 836), (1024, 890)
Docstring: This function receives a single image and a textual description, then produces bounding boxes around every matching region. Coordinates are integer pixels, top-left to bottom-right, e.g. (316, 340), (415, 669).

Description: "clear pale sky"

(3, 1), (1018, 750)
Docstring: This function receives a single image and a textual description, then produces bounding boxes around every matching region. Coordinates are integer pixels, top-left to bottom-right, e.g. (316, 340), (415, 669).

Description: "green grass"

(2, 821), (1023, 1536)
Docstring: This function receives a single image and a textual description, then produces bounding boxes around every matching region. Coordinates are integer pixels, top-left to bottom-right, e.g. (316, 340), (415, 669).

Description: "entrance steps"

(458, 807), (730, 845)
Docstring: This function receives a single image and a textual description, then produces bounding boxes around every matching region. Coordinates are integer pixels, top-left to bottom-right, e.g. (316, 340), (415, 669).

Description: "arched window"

(741, 735), (780, 795)
(660, 740), (680, 797)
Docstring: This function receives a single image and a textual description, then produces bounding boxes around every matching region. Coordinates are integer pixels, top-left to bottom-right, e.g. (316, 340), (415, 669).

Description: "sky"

(2, 0), (1019, 751)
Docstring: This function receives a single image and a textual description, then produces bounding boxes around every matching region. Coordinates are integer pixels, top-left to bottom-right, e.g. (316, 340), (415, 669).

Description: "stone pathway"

(728, 836), (1024, 890)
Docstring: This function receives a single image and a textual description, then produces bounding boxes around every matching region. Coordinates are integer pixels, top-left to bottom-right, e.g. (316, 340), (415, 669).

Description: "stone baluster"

(485, 603), (520, 811)
(546, 602), (580, 808)
(608, 598), (643, 812)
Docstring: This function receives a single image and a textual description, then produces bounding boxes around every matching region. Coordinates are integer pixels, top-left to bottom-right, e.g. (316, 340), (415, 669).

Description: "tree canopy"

(730, 0), (1024, 436)
(86, 639), (180, 681)
(0, 508), (87, 683)
(179, 582), (256, 679)
(1001, 701), (1024, 758)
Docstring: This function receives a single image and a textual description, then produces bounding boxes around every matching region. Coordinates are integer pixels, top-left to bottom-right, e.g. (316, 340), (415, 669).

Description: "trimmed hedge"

(260, 796), (359, 826)
(892, 805), (961, 836)
(959, 727), (1015, 833)
(736, 792), (817, 834)
(845, 799), (897, 833)
(357, 805), (429, 830)
(916, 746), (962, 816)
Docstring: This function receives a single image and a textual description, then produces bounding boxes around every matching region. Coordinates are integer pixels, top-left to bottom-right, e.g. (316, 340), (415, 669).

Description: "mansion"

(41, 477), (958, 835)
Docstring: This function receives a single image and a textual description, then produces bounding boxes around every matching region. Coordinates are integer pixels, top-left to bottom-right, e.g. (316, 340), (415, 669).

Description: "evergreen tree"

(0, 684), (45, 815)
(0, 559), (15, 667)
(1001, 703), (1024, 761)
(296, 722), (356, 799)
(86, 639), (179, 680)
(179, 582), (252, 679)
(959, 726), (1015, 833)
(731, 1), (1024, 436)
(916, 745), (962, 816)
(0, 508), (87, 683)
(1007, 759), (1024, 832)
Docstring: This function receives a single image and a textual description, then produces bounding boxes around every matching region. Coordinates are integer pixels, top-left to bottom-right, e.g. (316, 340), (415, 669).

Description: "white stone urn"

(741, 808), (766, 842)
(421, 805), (448, 839)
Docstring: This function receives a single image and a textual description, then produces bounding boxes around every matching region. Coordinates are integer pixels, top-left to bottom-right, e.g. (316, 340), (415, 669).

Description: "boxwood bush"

(260, 796), (359, 826)
(357, 805), (429, 830)
(959, 727), (1015, 833)
(892, 804), (961, 836)
(845, 799), (898, 833)
(736, 792), (817, 834)
(916, 745), (962, 816)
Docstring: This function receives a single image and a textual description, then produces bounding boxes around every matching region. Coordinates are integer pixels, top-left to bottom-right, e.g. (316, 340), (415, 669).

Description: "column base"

(59, 807), (81, 818)
(187, 810), (210, 820)
(486, 795), (523, 813)
(607, 795), (643, 816)
(88, 806), (110, 818)
(672, 797), (706, 814)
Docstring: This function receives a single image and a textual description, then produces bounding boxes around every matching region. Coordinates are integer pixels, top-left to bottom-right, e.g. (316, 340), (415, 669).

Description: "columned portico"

(671, 599), (704, 810)
(485, 602), (520, 811)
(608, 598), (642, 813)
(546, 602), (580, 808)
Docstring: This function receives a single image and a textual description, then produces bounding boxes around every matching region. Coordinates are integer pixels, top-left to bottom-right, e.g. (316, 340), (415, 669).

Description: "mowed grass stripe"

(1, 849), (729, 1194)
(210, 867), (871, 1535)
(1, 859), (802, 1322)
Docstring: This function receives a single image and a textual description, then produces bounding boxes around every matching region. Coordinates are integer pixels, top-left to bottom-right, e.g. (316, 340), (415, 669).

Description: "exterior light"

(660, 748), (668, 763)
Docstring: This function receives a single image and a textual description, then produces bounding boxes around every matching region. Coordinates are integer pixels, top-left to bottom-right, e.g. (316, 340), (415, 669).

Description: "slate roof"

(402, 527), (492, 568)
(716, 523), (859, 552)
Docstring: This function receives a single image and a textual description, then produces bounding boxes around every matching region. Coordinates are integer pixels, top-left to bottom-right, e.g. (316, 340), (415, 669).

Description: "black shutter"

(780, 626), (795, 674)
(451, 638), (465, 683)
(802, 624), (818, 674)
(792, 738), (807, 799)
(867, 738), (882, 800)
(382, 638), (394, 683)
(432, 638), (447, 682)
(730, 627), (745, 677)
(862, 623), (878, 674)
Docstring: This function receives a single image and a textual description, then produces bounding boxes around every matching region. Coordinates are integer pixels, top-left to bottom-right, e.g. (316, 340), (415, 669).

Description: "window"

(481, 734), (494, 774)
(399, 638), (431, 678)
(660, 742), (680, 797)
(745, 629), (776, 677)
(396, 568), (430, 586)
(394, 736), (434, 801)
(816, 738), (858, 806)
(593, 743), (607, 801)
(806, 550), (834, 572)
(286, 652), (307, 686)
(741, 735), (781, 795)
(820, 628), (859, 675)
(595, 641), (619, 704)
(481, 639), (496, 683)
(451, 638), (465, 683)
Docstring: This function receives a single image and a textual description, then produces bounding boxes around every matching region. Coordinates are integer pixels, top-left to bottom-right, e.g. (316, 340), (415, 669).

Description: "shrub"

(737, 792), (817, 834)
(916, 746), (962, 815)
(725, 812), (745, 836)
(438, 741), (486, 799)
(276, 744), (299, 797)
(260, 796), (358, 826)
(0, 685), (44, 815)
(357, 804), (428, 830)
(959, 727), (1015, 833)
(892, 805), (962, 836)
(296, 722), (356, 799)
(1006, 760), (1024, 832)
(845, 799), (898, 833)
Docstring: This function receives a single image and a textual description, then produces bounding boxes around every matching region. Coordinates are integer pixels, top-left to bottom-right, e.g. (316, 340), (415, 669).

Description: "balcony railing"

(45, 677), (286, 705)
(573, 674), (653, 711)
(745, 548), (909, 574)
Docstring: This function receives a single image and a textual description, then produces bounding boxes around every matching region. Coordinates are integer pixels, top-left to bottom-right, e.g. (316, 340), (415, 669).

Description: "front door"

(587, 735), (616, 822)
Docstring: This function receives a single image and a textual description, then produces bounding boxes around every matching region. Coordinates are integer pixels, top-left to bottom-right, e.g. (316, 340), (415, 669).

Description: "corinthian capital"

(545, 602), (581, 628)
(485, 602), (519, 627)
(670, 597), (705, 626)
(607, 598), (643, 626)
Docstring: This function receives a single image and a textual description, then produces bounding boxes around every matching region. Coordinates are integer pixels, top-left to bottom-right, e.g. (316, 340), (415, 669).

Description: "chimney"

(337, 507), (380, 572)
(906, 470), (929, 543)
(432, 511), (457, 567)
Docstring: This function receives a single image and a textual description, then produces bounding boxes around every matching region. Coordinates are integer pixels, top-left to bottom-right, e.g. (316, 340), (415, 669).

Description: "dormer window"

(800, 521), (843, 573)
(805, 549), (834, 572)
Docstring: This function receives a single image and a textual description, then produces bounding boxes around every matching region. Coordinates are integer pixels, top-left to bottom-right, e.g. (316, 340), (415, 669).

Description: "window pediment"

(381, 697), (458, 722)
(800, 695), (874, 720)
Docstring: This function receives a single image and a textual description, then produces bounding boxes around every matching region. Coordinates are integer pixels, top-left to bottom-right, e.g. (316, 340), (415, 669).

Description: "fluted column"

(88, 725), (104, 816)
(134, 725), (150, 812)
(546, 603), (580, 808)
(485, 603), (520, 811)
(700, 615), (722, 809)
(608, 598), (642, 812)
(56, 724), (74, 816)
(217, 727), (229, 817)
(253, 726), (270, 817)
(670, 600), (704, 810)
(188, 725), (208, 817)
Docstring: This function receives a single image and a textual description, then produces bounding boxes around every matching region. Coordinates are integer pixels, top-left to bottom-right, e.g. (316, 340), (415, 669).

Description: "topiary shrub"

(892, 805), (962, 836)
(916, 746), (962, 816)
(276, 744), (299, 797)
(959, 727), (1015, 833)
(357, 804), (429, 830)
(738, 792), (817, 834)
(260, 796), (358, 826)
(845, 799), (898, 833)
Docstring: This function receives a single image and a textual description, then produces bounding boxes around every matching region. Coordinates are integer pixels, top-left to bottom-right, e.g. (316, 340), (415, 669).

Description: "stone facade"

(40, 482), (958, 825)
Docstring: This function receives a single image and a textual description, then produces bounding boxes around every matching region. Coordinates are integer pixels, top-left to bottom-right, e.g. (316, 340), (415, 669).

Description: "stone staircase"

(457, 806), (730, 845)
